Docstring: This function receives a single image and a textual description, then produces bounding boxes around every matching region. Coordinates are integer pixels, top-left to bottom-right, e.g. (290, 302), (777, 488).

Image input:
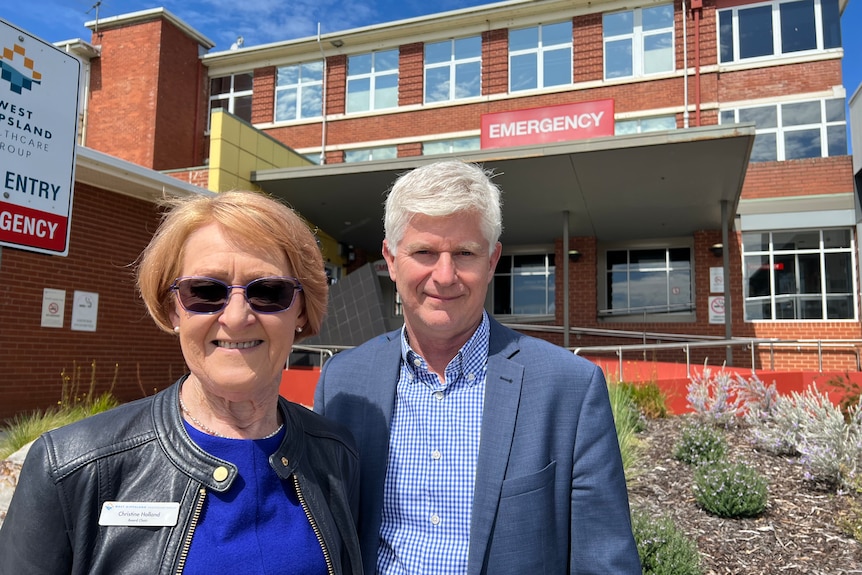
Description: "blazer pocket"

(500, 460), (555, 498)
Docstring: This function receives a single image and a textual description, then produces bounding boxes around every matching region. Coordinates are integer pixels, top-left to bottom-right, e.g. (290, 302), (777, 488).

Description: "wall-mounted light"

(710, 243), (723, 257)
(330, 39), (344, 48)
(568, 249), (582, 262)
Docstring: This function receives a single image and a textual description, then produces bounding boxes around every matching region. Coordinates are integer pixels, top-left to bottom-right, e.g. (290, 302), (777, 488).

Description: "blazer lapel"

(467, 324), (523, 575)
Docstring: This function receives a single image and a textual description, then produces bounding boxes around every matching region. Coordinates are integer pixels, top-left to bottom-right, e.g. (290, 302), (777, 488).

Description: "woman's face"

(169, 222), (304, 398)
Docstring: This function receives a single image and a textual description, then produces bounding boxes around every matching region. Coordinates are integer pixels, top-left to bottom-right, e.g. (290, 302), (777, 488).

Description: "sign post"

(0, 19), (80, 256)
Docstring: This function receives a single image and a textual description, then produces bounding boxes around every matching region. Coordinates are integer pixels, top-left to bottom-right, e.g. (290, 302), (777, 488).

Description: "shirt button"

(431, 450), (441, 460)
(467, 372), (475, 382)
(413, 358), (422, 367)
(433, 391), (444, 401)
(430, 514), (441, 525)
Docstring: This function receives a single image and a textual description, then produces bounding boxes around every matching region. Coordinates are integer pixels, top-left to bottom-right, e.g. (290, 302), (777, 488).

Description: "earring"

(295, 326), (303, 333)
(173, 326), (180, 334)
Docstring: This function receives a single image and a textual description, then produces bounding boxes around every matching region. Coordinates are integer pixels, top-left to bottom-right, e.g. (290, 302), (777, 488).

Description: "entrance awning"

(253, 123), (755, 254)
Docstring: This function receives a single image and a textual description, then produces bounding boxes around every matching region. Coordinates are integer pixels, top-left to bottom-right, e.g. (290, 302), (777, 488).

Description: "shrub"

(687, 364), (779, 428)
(673, 422), (727, 466)
(620, 381), (669, 420)
(631, 508), (702, 575)
(693, 461), (768, 518)
(608, 382), (642, 473)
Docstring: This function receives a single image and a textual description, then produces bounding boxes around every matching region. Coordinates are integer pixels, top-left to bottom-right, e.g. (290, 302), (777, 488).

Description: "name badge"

(98, 501), (180, 527)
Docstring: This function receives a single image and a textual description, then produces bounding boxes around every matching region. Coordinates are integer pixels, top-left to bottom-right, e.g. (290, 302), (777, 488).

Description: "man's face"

(383, 211), (501, 350)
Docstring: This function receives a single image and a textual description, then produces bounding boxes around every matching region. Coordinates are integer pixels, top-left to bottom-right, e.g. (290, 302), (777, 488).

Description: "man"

(314, 160), (641, 574)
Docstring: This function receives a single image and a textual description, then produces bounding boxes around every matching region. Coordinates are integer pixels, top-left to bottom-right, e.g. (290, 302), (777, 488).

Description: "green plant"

(0, 360), (120, 459)
(608, 382), (642, 473)
(693, 460), (768, 518)
(824, 372), (862, 422)
(620, 381), (669, 420)
(673, 422), (727, 466)
(631, 508), (702, 575)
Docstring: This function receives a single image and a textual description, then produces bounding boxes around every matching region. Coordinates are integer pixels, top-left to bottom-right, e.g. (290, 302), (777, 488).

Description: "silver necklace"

(178, 392), (283, 440)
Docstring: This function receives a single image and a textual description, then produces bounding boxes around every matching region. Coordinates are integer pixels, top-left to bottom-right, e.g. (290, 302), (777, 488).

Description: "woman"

(0, 190), (362, 574)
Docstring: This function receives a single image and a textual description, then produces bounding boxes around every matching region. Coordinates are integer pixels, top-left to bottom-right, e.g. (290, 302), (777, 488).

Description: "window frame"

(742, 228), (857, 321)
(208, 72), (254, 126)
(492, 252), (556, 318)
(274, 61), (324, 123)
(343, 146), (398, 163)
(603, 4), (675, 81)
(424, 36), (482, 104)
(346, 49), (400, 114)
(422, 137), (481, 156)
(508, 21), (573, 93)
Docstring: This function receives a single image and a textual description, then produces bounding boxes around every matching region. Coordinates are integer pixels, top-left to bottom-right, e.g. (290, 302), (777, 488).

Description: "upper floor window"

(616, 115), (677, 134)
(209, 73), (253, 124)
(493, 254), (556, 316)
(743, 229), (855, 320)
(604, 5), (675, 80)
(720, 98), (846, 161)
(509, 21), (573, 92)
(422, 137), (481, 155)
(274, 62), (323, 122)
(347, 50), (399, 113)
(601, 247), (693, 320)
(424, 36), (482, 103)
(718, 0), (841, 64)
(344, 146), (398, 163)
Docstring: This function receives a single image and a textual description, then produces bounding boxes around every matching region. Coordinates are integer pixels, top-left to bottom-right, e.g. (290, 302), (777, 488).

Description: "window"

(718, 0), (841, 64)
(509, 21), (572, 92)
(274, 62), (323, 122)
(493, 254), (556, 315)
(424, 36), (481, 103)
(347, 50), (399, 113)
(604, 5), (675, 80)
(343, 146), (398, 163)
(602, 247), (693, 318)
(422, 137), (481, 155)
(743, 229), (855, 320)
(209, 73), (253, 124)
(720, 98), (846, 161)
(616, 115), (677, 134)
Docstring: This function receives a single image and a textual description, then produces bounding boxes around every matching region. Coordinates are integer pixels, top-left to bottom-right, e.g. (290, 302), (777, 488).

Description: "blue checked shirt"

(376, 313), (490, 575)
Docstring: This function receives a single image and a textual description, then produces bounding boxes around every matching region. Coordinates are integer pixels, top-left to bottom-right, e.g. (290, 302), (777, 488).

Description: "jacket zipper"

(175, 488), (207, 575)
(294, 475), (335, 575)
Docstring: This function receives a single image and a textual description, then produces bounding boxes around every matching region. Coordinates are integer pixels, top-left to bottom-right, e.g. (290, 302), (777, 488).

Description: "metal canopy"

(253, 124), (755, 254)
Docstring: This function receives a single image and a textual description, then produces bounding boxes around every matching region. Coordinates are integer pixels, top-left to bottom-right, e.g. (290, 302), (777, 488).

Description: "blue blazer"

(314, 317), (641, 575)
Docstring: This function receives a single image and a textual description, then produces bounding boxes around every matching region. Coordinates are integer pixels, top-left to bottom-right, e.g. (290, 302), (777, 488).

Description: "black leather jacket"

(0, 377), (363, 575)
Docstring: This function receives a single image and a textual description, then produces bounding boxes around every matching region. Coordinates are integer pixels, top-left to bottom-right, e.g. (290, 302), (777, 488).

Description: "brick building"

(1, 0), (858, 417)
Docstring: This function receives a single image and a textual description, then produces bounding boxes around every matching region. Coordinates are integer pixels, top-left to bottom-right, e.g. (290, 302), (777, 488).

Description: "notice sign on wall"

(0, 19), (80, 256)
(481, 99), (614, 150)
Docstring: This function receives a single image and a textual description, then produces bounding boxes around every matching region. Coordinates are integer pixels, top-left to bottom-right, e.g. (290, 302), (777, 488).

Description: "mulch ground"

(627, 414), (862, 574)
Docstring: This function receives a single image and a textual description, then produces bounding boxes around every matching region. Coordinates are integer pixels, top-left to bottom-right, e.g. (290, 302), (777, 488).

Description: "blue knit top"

(182, 422), (328, 575)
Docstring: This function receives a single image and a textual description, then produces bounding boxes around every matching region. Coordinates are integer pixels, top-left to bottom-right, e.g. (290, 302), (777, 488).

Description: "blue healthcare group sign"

(0, 18), (80, 256)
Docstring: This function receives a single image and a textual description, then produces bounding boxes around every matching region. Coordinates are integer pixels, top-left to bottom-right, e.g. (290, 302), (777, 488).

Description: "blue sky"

(4, 0), (861, 108)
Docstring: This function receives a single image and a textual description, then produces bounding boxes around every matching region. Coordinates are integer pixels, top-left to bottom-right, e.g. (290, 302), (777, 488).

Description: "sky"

(3, 0), (861, 108)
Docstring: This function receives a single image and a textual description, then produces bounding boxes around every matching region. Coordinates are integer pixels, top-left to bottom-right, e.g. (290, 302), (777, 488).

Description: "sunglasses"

(170, 276), (303, 314)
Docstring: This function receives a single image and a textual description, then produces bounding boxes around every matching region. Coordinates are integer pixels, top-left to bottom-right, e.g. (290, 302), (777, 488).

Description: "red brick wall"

(0, 185), (187, 422)
(86, 16), (207, 170)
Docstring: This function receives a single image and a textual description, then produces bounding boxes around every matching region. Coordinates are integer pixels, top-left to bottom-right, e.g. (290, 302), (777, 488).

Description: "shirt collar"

(400, 311), (490, 387)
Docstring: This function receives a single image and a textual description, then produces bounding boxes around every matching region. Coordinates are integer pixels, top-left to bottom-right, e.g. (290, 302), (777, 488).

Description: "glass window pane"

(797, 253), (821, 293)
(346, 78), (370, 113)
(348, 54), (371, 75)
(615, 120), (638, 135)
(774, 230), (819, 250)
(607, 251), (628, 270)
(425, 67), (450, 103)
(739, 105), (777, 128)
(233, 73), (253, 91)
(453, 137), (480, 152)
(543, 47), (572, 87)
(604, 11), (633, 36)
(609, 271), (628, 309)
(510, 27), (539, 51)
(454, 62), (481, 98)
(827, 125), (847, 157)
(782, 101), (821, 126)
(822, 0), (842, 48)
(512, 275), (547, 314)
(742, 232), (770, 252)
(745, 255), (772, 297)
(738, 5), (774, 59)
(643, 4), (674, 30)
(454, 36), (482, 59)
(780, 0), (817, 53)
(233, 95), (252, 122)
(302, 62), (323, 82)
(423, 141), (450, 155)
(631, 249), (666, 268)
(493, 275), (512, 315)
(669, 270), (692, 306)
(376, 50), (399, 71)
(774, 255), (797, 294)
(300, 85), (322, 118)
(644, 32), (674, 74)
(720, 110), (736, 124)
(629, 271), (667, 308)
(719, 11), (734, 63)
(211, 76), (231, 95)
(825, 253), (852, 292)
(825, 98), (846, 122)
(375, 80), (398, 109)
(425, 41), (450, 64)
(605, 39), (633, 78)
(641, 116), (677, 131)
(513, 254), (546, 271)
(542, 21), (572, 45)
(750, 133), (778, 162)
(826, 296), (852, 319)
(510, 53), (538, 91)
(784, 128), (821, 159)
(277, 65), (299, 86)
(824, 229), (851, 249)
(275, 89), (297, 121)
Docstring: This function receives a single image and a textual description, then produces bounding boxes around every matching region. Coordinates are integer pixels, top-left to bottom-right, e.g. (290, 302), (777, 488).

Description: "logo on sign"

(0, 43), (42, 94)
